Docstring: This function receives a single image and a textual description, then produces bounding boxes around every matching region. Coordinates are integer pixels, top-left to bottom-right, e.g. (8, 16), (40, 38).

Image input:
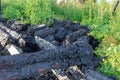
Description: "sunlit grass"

(2, 0), (54, 24)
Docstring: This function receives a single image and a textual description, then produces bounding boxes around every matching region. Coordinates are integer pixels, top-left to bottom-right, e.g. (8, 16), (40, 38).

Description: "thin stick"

(112, 0), (119, 15)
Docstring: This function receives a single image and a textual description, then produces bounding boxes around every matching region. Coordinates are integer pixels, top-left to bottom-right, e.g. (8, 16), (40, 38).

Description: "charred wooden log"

(0, 22), (29, 55)
(34, 28), (56, 38)
(0, 58), (86, 80)
(63, 29), (89, 45)
(0, 41), (93, 69)
(0, 22), (25, 47)
(0, 22), (21, 40)
(35, 36), (57, 50)
(0, 61), (112, 80)
(54, 27), (69, 42)
(0, 62), (58, 80)
(0, 22), (40, 53)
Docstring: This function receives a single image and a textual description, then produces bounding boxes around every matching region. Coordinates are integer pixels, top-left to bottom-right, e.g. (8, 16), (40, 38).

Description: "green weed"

(2, 0), (54, 24)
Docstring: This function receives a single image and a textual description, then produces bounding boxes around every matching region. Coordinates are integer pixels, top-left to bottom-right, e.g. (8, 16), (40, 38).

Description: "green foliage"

(2, 0), (54, 24)
(95, 44), (120, 79)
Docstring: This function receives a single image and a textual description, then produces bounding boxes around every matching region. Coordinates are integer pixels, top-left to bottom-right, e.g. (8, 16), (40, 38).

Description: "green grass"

(2, 0), (54, 24)
(2, 0), (120, 79)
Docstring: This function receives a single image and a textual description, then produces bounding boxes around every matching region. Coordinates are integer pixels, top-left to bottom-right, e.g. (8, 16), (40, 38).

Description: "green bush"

(2, 0), (54, 24)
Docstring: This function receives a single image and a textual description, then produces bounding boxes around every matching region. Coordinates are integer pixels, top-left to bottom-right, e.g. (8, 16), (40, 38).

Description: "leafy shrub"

(2, 0), (54, 24)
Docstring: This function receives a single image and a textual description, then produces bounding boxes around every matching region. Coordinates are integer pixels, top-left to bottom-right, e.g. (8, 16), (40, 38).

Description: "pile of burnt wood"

(0, 19), (114, 80)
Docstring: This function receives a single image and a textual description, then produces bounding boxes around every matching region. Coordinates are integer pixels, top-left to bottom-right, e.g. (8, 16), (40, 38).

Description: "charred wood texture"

(27, 24), (46, 35)
(0, 58), (89, 80)
(0, 61), (62, 80)
(84, 69), (112, 80)
(0, 22), (25, 47)
(0, 22), (40, 53)
(34, 28), (56, 38)
(0, 41), (93, 69)
(35, 36), (57, 50)
(0, 19), (112, 80)
(64, 29), (88, 45)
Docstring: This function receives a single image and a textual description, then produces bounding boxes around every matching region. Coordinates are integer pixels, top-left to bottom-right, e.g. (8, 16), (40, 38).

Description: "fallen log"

(0, 45), (77, 69)
(0, 41), (93, 70)
(0, 22), (21, 41)
(0, 22), (40, 53)
(34, 28), (56, 38)
(0, 22), (25, 47)
(0, 60), (111, 80)
(0, 22), (26, 55)
(35, 36), (57, 50)
(64, 29), (89, 45)
(0, 58), (84, 80)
